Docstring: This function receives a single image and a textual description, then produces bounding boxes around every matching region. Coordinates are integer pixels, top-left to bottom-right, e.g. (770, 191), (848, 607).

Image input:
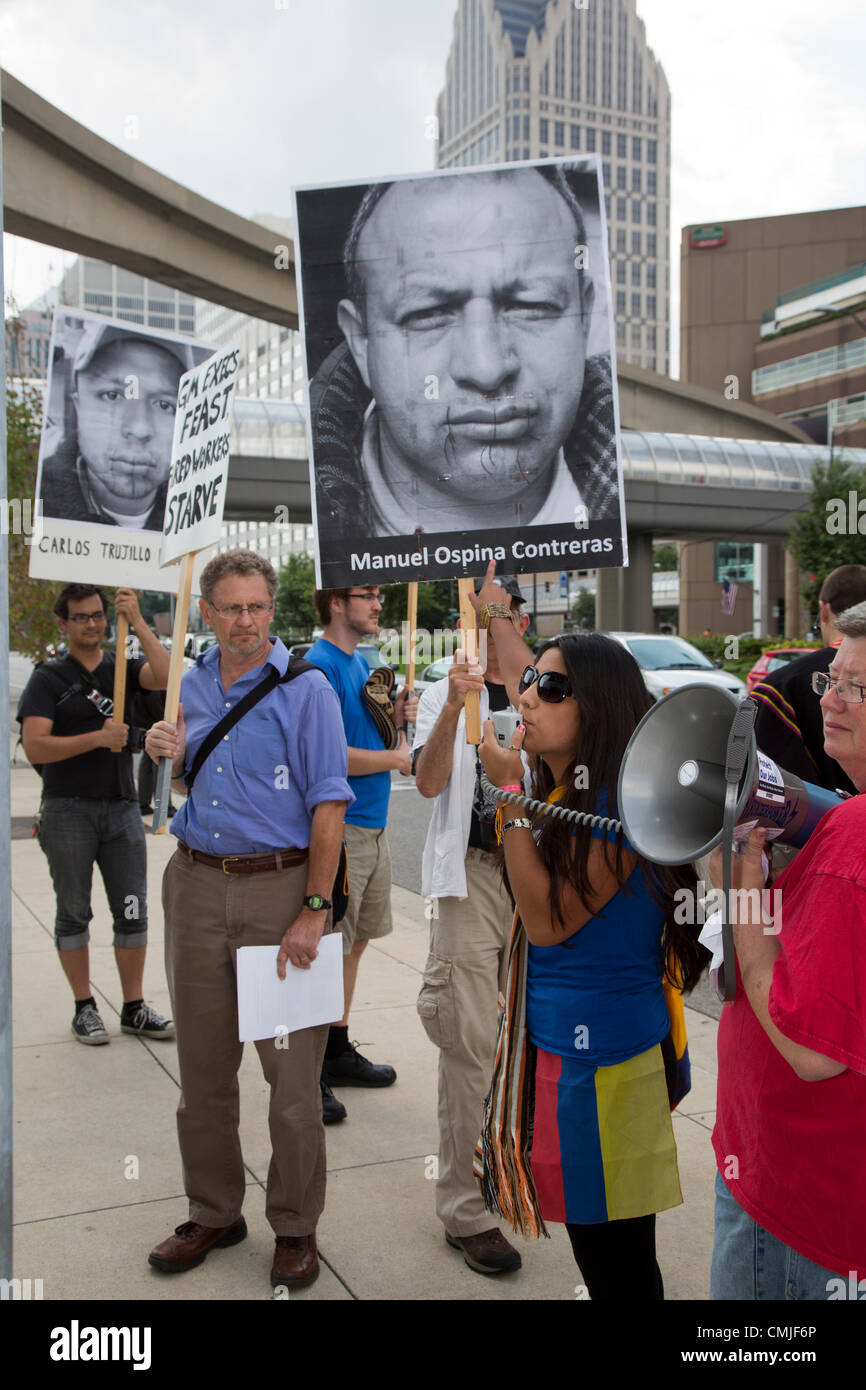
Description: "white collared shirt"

(412, 674), (530, 900)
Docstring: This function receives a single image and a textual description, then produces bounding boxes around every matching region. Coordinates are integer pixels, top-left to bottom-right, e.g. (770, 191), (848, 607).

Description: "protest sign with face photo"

(30, 309), (216, 589)
(293, 157), (626, 588)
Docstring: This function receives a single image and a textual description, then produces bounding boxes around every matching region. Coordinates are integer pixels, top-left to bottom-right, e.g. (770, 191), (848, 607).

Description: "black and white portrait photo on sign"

(293, 157), (626, 588)
(31, 310), (216, 590)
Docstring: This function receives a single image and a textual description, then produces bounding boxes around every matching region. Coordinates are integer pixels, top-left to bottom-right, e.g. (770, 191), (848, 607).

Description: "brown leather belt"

(177, 841), (308, 875)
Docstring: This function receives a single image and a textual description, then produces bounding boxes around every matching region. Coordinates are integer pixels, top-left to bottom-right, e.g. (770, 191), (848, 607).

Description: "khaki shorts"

(340, 823), (393, 951)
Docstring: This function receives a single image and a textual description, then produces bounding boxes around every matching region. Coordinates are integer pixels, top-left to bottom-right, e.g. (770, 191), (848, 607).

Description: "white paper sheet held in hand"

(236, 935), (344, 1043)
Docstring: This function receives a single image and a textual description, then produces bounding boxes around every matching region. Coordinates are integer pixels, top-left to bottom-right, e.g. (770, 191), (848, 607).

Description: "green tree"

(5, 371), (63, 659)
(653, 542), (678, 571)
(379, 580), (455, 633)
(274, 552), (318, 640)
(137, 591), (174, 629)
(787, 455), (866, 614)
(571, 588), (595, 630)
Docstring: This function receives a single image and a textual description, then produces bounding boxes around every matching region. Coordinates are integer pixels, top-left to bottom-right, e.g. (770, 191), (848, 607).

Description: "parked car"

(418, 656), (454, 687)
(746, 647), (815, 693)
(185, 633), (218, 660)
(357, 643), (396, 672)
(606, 632), (748, 701)
(157, 635), (195, 671)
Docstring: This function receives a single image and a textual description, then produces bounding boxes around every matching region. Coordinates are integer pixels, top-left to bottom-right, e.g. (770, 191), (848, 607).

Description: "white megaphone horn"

(617, 684), (842, 866)
(617, 685), (843, 1002)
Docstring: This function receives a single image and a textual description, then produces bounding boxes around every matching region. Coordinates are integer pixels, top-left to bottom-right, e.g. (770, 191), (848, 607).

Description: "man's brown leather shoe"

(446, 1228), (522, 1275)
(270, 1232), (319, 1289)
(148, 1217), (247, 1273)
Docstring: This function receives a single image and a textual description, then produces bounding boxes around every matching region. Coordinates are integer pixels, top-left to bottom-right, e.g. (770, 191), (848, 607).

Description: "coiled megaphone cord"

(479, 769), (622, 835)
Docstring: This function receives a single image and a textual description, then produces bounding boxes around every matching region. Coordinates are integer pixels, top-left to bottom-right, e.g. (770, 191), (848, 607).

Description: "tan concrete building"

(752, 263), (866, 449)
(680, 205), (866, 404)
(678, 206), (866, 639)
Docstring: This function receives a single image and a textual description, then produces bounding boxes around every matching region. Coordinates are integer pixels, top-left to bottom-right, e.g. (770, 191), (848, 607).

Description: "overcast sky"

(3, 0), (865, 376)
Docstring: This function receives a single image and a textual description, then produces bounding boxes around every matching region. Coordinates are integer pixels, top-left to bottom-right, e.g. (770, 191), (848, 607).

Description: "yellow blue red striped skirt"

(530, 1040), (683, 1225)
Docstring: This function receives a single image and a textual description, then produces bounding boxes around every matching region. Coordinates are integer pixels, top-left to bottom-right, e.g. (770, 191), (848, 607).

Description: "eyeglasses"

(345, 591), (382, 604)
(208, 602), (274, 619)
(67, 611), (106, 626)
(812, 671), (866, 704)
(518, 665), (573, 703)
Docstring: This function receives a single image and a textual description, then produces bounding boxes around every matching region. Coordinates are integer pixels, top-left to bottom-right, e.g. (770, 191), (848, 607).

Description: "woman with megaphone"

(477, 632), (709, 1301)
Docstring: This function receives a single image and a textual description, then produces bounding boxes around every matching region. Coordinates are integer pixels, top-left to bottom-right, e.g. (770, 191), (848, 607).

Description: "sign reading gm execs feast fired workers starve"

(160, 344), (240, 568)
(293, 155), (627, 588)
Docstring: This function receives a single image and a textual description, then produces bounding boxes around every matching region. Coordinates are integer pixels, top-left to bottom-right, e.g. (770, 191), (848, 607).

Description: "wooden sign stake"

(458, 578), (481, 745)
(405, 582), (418, 692)
(152, 552), (196, 834)
(404, 581), (419, 749)
(111, 613), (129, 753)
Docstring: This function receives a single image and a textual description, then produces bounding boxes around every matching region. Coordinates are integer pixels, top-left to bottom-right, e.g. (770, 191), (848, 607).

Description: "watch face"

(305, 895), (325, 910)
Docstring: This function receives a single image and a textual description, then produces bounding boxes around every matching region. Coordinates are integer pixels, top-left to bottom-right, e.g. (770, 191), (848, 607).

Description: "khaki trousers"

(417, 850), (512, 1237)
(163, 849), (329, 1236)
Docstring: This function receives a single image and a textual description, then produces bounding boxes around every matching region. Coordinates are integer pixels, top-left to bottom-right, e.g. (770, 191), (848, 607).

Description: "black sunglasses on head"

(518, 665), (573, 703)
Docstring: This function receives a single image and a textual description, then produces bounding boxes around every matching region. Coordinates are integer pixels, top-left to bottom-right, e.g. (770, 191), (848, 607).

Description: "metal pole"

(0, 69), (14, 1280)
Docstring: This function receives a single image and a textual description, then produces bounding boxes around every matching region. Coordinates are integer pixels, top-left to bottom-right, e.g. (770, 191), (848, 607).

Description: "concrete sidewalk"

(8, 747), (720, 1301)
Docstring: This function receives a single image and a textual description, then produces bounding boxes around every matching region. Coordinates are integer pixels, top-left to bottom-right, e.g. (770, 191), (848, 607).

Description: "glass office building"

(436, 0), (671, 374)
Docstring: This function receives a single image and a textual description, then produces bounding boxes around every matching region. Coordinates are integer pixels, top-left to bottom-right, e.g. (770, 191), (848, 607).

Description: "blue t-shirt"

(526, 807), (669, 1065)
(306, 638), (390, 828)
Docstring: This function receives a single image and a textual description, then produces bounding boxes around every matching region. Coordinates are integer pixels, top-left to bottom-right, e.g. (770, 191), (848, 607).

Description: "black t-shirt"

(17, 653), (146, 801)
(468, 680), (513, 851)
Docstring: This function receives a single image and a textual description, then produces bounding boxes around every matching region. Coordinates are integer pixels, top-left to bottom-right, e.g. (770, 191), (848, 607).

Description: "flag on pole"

(721, 578), (738, 616)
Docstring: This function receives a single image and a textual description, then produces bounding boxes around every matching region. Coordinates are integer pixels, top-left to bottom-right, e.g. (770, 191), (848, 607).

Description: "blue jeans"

(39, 797), (148, 951)
(711, 1170), (840, 1300)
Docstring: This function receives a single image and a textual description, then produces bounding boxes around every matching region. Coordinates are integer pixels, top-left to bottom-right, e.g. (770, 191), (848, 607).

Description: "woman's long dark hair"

(522, 633), (709, 993)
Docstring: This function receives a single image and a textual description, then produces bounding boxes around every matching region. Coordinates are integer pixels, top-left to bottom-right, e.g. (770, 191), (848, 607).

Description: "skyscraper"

(436, 0), (671, 374)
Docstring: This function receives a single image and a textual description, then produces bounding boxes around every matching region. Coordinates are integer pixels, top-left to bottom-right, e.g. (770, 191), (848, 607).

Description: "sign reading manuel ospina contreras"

(293, 154), (627, 589)
(160, 344), (240, 568)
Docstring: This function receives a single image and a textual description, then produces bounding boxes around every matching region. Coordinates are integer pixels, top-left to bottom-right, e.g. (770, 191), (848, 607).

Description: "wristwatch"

(501, 818), (533, 832)
(303, 894), (331, 911)
(477, 602), (515, 630)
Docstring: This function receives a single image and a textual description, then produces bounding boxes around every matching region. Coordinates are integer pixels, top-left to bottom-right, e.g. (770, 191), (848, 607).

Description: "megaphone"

(617, 684), (842, 866)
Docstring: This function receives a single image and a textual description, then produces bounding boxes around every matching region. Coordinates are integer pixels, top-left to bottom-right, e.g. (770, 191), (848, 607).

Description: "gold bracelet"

(478, 602), (515, 630)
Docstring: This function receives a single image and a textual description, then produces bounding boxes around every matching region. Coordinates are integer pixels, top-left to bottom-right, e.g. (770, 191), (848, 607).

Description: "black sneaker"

(71, 1003), (110, 1046)
(321, 1078), (347, 1124)
(121, 1002), (176, 1040)
(323, 1040), (396, 1088)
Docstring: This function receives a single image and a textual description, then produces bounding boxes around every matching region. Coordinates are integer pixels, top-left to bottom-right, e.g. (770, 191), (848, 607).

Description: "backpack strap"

(33, 659), (86, 707)
(185, 657), (314, 791)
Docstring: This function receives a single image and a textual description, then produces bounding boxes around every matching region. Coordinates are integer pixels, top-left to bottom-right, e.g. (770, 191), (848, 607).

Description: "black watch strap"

(303, 894), (331, 911)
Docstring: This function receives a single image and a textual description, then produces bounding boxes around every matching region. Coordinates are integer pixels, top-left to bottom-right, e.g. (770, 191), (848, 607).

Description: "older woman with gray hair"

(708, 599), (866, 1300)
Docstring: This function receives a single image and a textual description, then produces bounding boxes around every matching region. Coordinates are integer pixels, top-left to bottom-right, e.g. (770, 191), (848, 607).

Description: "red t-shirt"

(713, 793), (866, 1280)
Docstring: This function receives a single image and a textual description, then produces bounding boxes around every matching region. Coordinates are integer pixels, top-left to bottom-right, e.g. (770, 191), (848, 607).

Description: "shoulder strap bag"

(183, 656), (349, 921)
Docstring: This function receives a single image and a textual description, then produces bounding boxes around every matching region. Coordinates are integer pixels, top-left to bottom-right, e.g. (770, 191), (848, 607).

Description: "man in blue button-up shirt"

(144, 549), (352, 1291)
